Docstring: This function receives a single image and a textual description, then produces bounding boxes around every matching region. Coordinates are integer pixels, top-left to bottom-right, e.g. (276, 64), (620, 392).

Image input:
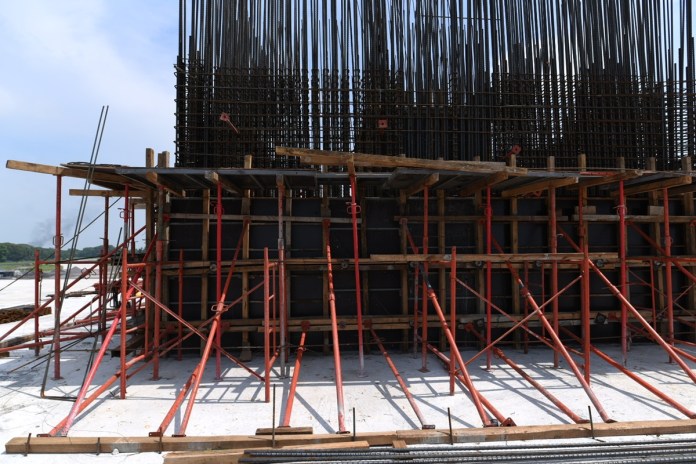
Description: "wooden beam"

(164, 441), (371, 464)
(167, 212), (360, 224)
(144, 172), (185, 197)
(7, 160), (145, 188)
(8, 420), (696, 454)
(458, 171), (508, 197)
(570, 170), (642, 189)
(370, 252), (618, 264)
(501, 177), (578, 198)
(402, 173), (439, 197)
(6, 160), (64, 175)
(612, 175), (692, 197)
(205, 171), (242, 195)
(665, 179), (696, 195)
(69, 189), (147, 198)
(275, 147), (527, 174)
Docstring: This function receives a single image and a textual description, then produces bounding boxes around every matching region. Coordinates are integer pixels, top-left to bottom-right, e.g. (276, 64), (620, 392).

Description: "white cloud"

(0, 1), (178, 246)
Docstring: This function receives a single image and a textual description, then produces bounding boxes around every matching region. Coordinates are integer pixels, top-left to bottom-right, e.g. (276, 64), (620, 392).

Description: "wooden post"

(438, 189), (447, 350)
(241, 155), (253, 360)
(509, 154), (521, 349)
(647, 157), (665, 329)
(681, 157), (696, 341)
(399, 191), (409, 351)
(200, 189), (210, 355)
(144, 148), (156, 356)
(321, 198), (331, 355)
(473, 156), (485, 323)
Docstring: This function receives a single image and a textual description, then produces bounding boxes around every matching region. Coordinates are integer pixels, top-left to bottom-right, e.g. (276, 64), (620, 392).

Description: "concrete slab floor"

(1, 278), (695, 463)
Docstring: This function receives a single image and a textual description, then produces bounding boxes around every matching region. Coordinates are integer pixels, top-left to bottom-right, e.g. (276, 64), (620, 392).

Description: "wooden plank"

(392, 439), (408, 448)
(569, 170), (642, 189)
(144, 172), (185, 197)
(167, 212), (360, 224)
(6, 160), (145, 188)
(612, 175), (692, 197)
(275, 147), (527, 174)
(69, 189), (147, 198)
(256, 427), (313, 435)
(9, 420), (696, 454)
(6, 159), (64, 175)
(501, 177), (579, 198)
(370, 253), (618, 264)
(403, 173), (439, 197)
(164, 441), (371, 464)
(205, 171), (242, 195)
(459, 171), (509, 197)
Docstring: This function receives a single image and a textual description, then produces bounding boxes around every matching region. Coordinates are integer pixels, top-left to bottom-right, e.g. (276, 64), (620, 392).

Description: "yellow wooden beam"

(611, 175), (692, 197)
(275, 147), (527, 174)
(402, 173), (439, 197)
(69, 189), (147, 198)
(459, 171), (509, 196)
(145, 172), (185, 197)
(205, 171), (242, 195)
(501, 177), (578, 198)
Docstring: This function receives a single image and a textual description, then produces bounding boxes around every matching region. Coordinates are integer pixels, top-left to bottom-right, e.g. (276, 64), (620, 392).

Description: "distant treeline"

(0, 243), (114, 262)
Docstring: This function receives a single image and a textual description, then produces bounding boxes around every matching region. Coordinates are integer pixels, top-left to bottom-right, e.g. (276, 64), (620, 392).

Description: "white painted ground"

(1, 278), (695, 463)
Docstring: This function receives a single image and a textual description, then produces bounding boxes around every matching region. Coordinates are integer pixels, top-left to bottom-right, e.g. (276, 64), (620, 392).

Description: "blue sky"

(0, 1), (178, 248)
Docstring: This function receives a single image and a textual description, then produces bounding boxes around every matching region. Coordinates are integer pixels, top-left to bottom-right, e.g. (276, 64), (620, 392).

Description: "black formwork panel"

(365, 198), (401, 255)
(166, 192), (694, 352)
(290, 199), (323, 258)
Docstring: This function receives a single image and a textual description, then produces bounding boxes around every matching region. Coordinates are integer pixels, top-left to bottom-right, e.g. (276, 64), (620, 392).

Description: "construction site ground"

(1, 278), (695, 463)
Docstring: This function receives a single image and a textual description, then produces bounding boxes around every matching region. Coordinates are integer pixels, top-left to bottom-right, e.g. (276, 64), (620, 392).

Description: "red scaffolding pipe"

(558, 223), (696, 383)
(492, 240), (613, 423)
(369, 325), (434, 429)
(423, 339), (513, 426)
(120, 247), (128, 399)
(280, 323), (309, 427)
(465, 324), (588, 424)
(326, 245), (348, 433)
(559, 326), (696, 419)
(421, 277), (494, 427)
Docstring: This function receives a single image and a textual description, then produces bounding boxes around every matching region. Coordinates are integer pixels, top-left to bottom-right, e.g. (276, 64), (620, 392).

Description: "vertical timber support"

(200, 189), (210, 356)
(485, 185), (493, 370)
(276, 175), (288, 376)
(241, 154), (253, 360)
(144, 148), (155, 355)
(578, 154), (591, 382)
(53, 175), (63, 380)
(215, 182), (223, 379)
(438, 189), (447, 350)
(509, 154), (521, 350)
(617, 157), (629, 366)
(548, 156), (560, 368)
(682, 157), (696, 341)
(347, 162), (365, 377)
(420, 186), (430, 372)
(399, 192), (409, 351)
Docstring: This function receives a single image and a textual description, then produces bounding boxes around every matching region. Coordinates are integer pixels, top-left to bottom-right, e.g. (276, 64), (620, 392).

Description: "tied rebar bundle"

(175, 0), (695, 171)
